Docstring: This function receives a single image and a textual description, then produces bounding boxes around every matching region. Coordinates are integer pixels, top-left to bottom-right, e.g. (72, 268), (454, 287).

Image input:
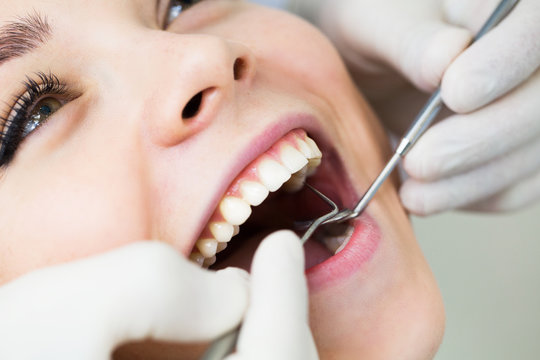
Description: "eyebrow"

(0, 12), (52, 66)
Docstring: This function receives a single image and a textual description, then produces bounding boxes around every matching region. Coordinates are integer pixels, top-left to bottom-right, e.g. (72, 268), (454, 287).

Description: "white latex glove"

(226, 230), (318, 360)
(309, 0), (540, 214)
(0, 241), (249, 360)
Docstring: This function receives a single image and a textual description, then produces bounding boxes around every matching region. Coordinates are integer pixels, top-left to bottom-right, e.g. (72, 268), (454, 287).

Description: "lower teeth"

(318, 224), (354, 255)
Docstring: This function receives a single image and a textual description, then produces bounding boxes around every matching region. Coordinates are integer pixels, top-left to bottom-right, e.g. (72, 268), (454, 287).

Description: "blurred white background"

(414, 204), (540, 359)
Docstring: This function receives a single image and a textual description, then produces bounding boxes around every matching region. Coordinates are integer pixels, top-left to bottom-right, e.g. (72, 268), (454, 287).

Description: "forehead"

(0, 0), (157, 26)
(0, 0), (167, 67)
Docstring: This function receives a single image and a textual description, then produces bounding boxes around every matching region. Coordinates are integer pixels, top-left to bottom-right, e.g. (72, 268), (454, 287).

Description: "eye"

(0, 72), (74, 167)
(164, 0), (204, 27)
(23, 97), (62, 137)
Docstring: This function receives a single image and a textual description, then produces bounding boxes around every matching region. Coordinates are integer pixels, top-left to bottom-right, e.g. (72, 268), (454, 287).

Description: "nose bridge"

(138, 31), (256, 147)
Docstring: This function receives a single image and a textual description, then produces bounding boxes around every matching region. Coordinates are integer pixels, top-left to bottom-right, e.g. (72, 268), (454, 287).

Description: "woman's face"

(0, 0), (444, 358)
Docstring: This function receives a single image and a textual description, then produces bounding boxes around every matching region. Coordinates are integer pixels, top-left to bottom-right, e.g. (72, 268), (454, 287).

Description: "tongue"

(212, 230), (334, 272)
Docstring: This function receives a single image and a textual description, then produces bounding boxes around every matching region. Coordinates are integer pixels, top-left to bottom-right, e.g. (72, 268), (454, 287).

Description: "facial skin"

(0, 0), (444, 359)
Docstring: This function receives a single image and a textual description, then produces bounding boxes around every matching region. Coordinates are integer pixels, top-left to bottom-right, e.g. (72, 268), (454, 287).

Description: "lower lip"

(305, 213), (380, 291)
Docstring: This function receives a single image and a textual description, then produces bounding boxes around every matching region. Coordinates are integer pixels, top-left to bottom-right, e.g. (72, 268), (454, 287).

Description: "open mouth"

(189, 129), (356, 271)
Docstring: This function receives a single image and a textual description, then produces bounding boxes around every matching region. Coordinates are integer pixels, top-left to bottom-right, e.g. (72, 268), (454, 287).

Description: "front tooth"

(331, 227), (354, 254)
(217, 242), (228, 253)
(209, 222), (235, 243)
(203, 256), (217, 268)
(282, 176), (304, 192)
(196, 238), (218, 258)
(280, 145), (308, 173)
(305, 137), (322, 158)
(335, 241), (347, 254)
(220, 197), (252, 225)
(240, 181), (269, 206)
(257, 158), (291, 192)
(306, 158), (322, 176)
(189, 252), (205, 267)
(296, 139), (314, 159)
(304, 137), (322, 176)
(323, 237), (345, 254)
(283, 166), (308, 192)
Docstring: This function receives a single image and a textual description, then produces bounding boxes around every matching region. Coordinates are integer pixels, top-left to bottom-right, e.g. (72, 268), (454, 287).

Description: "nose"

(144, 34), (256, 146)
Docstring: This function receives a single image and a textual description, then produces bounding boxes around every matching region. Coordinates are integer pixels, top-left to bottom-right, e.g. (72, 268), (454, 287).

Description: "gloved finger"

(405, 69), (540, 181)
(319, 0), (472, 91)
(441, 0), (540, 113)
(231, 230), (318, 360)
(443, 0), (501, 32)
(464, 170), (540, 212)
(400, 138), (540, 215)
(94, 242), (249, 344)
(0, 242), (249, 360)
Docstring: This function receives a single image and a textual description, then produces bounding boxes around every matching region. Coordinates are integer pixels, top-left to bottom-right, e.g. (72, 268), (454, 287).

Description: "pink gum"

(226, 129), (308, 197)
(199, 129), (309, 239)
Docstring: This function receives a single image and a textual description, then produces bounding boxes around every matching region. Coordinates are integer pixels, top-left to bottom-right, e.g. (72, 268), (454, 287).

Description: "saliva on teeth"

(189, 131), (323, 268)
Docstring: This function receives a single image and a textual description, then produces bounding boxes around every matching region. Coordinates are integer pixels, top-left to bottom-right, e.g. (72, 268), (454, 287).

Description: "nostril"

(182, 91), (203, 119)
(233, 58), (247, 81)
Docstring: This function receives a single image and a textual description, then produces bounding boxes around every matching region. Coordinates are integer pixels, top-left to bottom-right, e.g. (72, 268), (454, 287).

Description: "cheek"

(0, 164), (150, 284)
(262, 16), (349, 96)
(206, 5), (350, 98)
(309, 252), (444, 359)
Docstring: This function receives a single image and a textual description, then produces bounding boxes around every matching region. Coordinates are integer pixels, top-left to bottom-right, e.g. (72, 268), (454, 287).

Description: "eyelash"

(0, 72), (70, 167)
(0, 3), (202, 167)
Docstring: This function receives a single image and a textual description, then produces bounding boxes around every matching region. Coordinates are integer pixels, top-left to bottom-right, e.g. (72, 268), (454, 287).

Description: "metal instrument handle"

(397, 0), (520, 157)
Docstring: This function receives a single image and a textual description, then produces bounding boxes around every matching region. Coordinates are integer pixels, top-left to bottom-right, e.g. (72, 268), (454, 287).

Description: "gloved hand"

(225, 231), (318, 360)
(308, 0), (540, 214)
(0, 241), (249, 360)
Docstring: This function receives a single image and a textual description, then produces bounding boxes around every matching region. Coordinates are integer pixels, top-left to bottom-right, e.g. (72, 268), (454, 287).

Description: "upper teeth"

(220, 197), (252, 225)
(257, 157), (292, 192)
(240, 181), (269, 206)
(189, 130), (322, 268)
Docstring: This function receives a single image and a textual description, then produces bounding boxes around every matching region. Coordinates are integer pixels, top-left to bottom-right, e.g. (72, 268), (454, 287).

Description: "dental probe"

(200, 1), (520, 359)
(317, 0), (520, 226)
